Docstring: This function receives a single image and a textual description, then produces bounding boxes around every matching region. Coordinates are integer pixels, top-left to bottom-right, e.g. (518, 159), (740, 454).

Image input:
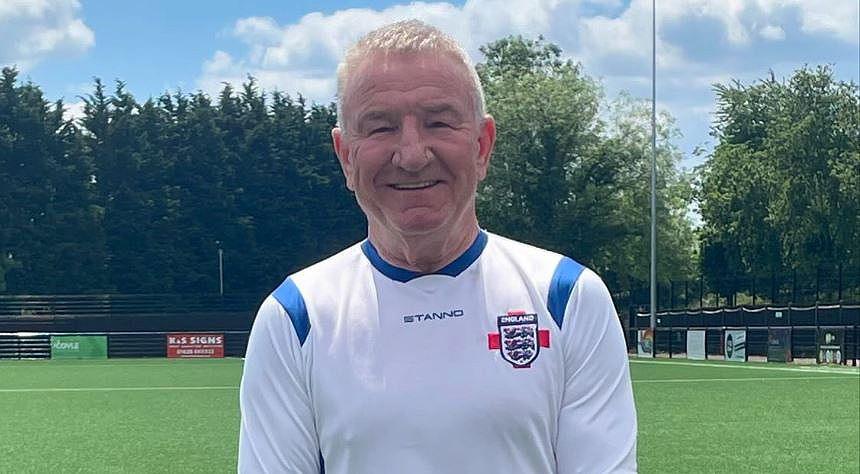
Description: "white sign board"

(686, 330), (706, 360)
(724, 330), (746, 361)
(637, 329), (654, 358)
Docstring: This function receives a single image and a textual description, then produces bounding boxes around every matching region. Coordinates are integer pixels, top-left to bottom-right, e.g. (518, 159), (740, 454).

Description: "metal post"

(838, 264), (843, 302)
(792, 268), (797, 304)
(668, 327), (673, 358)
(843, 324), (860, 367)
(838, 305), (844, 366)
(771, 271), (777, 304)
(649, 0), (657, 357)
(815, 267), (820, 303)
(752, 276), (757, 306)
(684, 280), (689, 309)
(668, 280), (672, 309)
(218, 246), (224, 297)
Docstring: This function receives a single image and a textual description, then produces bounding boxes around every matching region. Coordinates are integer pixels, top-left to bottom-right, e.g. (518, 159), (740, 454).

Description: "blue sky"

(3, 0), (858, 169)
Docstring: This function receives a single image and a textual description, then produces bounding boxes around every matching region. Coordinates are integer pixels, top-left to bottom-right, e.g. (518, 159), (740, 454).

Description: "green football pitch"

(1, 357), (857, 473)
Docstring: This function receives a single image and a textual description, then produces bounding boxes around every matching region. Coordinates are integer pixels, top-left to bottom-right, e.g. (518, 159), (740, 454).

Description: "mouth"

(389, 180), (441, 191)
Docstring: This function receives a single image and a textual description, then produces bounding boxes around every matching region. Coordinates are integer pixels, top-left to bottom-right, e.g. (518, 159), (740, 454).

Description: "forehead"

(344, 52), (474, 119)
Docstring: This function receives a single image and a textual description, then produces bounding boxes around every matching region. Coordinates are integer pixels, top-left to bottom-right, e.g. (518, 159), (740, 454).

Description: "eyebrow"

(421, 103), (462, 116)
(356, 110), (394, 123)
(355, 103), (464, 126)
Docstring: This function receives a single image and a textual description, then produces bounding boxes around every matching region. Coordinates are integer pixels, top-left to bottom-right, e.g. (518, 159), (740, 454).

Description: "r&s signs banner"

(167, 333), (224, 358)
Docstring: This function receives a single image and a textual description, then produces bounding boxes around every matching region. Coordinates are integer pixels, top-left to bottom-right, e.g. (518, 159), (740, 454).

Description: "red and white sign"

(167, 333), (224, 358)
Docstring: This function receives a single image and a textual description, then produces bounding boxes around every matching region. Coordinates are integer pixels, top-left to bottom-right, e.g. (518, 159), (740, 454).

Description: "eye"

(369, 126), (395, 135)
(428, 121), (452, 129)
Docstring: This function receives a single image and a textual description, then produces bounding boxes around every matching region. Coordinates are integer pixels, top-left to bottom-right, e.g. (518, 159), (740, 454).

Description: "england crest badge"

(488, 310), (550, 368)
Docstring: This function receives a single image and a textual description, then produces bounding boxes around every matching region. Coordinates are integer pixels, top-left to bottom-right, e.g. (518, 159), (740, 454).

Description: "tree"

(476, 36), (696, 298)
(699, 66), (859, 296)
(0, 67), (105, 292)
(1, 69), (364, 295)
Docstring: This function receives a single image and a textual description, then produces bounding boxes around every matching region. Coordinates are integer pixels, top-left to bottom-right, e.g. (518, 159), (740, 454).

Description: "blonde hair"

(336, 19), (486, 128)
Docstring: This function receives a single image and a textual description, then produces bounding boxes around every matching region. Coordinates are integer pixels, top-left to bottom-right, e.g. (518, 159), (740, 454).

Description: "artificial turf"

(631, 359), (859, 473)
(0, 357), (857, 473)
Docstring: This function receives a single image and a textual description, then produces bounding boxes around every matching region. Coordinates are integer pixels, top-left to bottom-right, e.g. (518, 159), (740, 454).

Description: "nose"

(392, 116), (432, 172)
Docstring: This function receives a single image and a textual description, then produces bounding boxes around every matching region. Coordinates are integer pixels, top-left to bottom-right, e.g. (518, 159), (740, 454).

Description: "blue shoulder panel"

(546, 257), (585, 329)
(271, 277), (310, 346)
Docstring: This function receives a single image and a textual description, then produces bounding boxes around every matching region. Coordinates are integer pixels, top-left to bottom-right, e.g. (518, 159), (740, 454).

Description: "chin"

(391, 212), (450, 236)
(393, 220), (447, 236)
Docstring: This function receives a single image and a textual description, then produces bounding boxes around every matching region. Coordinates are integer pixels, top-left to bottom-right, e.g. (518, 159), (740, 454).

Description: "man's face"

(332, 52), (495, 238)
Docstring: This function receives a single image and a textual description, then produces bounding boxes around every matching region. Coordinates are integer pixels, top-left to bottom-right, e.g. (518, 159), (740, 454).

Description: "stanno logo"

(403, 309), (465, 324)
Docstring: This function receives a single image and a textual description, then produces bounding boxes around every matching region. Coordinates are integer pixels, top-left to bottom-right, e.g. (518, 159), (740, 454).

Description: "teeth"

(392, 181), (436, 190)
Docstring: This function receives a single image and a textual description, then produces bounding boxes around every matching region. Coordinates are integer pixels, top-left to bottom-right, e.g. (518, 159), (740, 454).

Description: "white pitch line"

(0, 361), (244, 370)
(629, 358), (860, 375)
(0, 386), (239, 393)
(634, 376), (856, 384)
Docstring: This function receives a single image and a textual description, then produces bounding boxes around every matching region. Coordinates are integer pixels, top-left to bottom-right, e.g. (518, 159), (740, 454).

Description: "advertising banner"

(817, 329), (844, 365)
(724, 330), (746, 361)
(767, 328), (792, 362)
(51, 335), (107, 359)
(686, 330), (706, 360)
(166, 333), (224, 358)
(637, 329), (654, 357)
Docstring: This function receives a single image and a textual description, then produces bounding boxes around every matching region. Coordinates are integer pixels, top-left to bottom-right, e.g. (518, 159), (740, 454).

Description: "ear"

(475, 114), (496, 181)
(332, 127), (355, 191)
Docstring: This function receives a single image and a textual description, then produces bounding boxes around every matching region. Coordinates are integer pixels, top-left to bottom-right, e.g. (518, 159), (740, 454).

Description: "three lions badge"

(488, 310), (550, 368)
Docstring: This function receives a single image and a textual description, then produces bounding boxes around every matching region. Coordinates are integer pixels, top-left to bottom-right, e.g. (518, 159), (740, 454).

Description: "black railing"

(624, 267), (860, 312)
(0, 293), (262, 334)
(0, 293), (262, 317)
(626, 303), (860, 366)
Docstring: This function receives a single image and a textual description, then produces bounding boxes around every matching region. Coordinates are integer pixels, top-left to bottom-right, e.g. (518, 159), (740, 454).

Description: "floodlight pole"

(650, 0), (657, 357)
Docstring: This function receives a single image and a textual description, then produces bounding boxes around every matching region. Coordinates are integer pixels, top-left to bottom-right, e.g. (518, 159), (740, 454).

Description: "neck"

(368, 221), (480, 274)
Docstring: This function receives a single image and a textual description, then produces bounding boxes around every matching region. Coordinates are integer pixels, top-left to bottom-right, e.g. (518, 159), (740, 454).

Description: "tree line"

(699, 66), (859, 303)
(1, 37), (857, 307)
(0, 72), (364, 295)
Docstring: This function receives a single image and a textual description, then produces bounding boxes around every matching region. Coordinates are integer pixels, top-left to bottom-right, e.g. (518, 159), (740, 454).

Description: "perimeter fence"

(627, 303), (860, 366)
(619, 265), (860, 312)
(0, 293), (260, 359)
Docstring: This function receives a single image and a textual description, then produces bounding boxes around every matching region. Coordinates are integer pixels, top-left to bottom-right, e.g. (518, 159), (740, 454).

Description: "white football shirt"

(239, 231), (637, 473)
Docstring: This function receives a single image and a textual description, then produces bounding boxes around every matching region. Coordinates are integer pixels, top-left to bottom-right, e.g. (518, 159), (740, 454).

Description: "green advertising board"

(51, 335), (107, 359)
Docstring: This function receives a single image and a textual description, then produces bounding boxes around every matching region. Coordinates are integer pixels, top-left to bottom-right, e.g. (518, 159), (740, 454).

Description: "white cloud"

(196, 0), (859, 160)
(196, 0), (574, 101)
(62, 98), (86, 122)
(0, 0), (94, 69)
(759, 24), (785, 41)
(198, 0), (858, 96)
(198, 49), (337, 101)
(577, 0), (689, 73)
(782, 0), (859, 44)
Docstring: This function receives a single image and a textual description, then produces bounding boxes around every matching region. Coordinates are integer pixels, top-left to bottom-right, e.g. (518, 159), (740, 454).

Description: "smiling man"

(238, 20), (637, 474)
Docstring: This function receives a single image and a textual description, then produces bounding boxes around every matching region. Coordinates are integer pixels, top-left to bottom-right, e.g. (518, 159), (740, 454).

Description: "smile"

(390, 181), (440, 190)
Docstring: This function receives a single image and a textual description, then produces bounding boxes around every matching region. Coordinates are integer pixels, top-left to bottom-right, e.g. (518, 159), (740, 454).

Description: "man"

(239, 19), (637, 473)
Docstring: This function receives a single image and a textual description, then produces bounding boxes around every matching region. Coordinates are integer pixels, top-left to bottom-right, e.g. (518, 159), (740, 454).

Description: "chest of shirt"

(304, 269), (565, 454)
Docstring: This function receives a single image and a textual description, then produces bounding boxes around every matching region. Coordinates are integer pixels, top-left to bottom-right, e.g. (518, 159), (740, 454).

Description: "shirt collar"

(361, 230), (488, 283)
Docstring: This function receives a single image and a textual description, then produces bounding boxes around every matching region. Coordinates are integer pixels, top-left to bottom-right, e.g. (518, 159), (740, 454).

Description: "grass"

(0, 357), (857, 473)
(0, 359), (242, 473)
(631, 359), (859, 473)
